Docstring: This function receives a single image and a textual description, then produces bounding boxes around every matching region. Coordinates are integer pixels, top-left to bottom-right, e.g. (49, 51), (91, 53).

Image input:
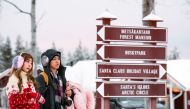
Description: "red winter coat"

(6, 73), (45, 109)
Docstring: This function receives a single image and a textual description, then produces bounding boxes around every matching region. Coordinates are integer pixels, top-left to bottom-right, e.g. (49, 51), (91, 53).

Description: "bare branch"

(2, 0), (31, 16)
(36, 11), (46, 28)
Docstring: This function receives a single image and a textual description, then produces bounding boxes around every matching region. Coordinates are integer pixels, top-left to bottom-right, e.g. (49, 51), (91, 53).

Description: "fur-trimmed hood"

(66, 81), (95, 109)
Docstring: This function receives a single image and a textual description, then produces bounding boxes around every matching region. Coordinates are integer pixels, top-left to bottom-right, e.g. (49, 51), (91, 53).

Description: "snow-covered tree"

(58, 48), (66, 66)
(0, 35), (4, 71)
(66, 52), (74, 66)
(51, 41), (56, 50)
(14, 35), (26, 55)
(168, 46), (180, 60)
(73, 41), (85, 62)
(66, 41), (95, 66)
(1, 36), (13, 69)
(1, 0), (40, 76)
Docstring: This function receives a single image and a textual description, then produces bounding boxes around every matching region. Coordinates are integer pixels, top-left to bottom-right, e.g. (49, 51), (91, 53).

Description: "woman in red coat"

(6, 53), (45, 109)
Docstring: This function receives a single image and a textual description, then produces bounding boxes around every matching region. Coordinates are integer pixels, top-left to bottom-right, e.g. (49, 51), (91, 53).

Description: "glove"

(29, 92), (46, 104)
(38, 95), (46, 104)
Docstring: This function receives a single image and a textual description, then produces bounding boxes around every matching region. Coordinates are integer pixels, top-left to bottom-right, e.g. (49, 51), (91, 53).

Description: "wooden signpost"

(96, 10), (167, 109)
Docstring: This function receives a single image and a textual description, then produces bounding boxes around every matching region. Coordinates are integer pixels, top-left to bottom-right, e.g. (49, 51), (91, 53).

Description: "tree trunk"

(142, 0), (155, 25)
(1, 0), (38, 76)
(31, 0), (37, 77)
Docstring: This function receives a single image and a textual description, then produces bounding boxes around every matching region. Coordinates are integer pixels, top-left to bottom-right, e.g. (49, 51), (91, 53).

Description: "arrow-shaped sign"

(97, 82), (104, 97)
(97, 44), (105, 60)
(96, 63), (166, 79)
(97, 26), (105, 40)
(97, 26), (167, 42)
(97, 44), (166, 61)
(159, 64), (166, 79)
(96, 81), (167, 98)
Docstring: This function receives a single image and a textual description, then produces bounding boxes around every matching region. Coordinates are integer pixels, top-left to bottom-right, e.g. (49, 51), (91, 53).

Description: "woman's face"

(22, 58), (33, 73)
(50, 56), (61, 71)
(66, 89), (72, 97)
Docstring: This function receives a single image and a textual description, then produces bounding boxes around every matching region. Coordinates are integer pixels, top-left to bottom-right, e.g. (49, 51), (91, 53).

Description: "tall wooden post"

(143, 12), (164, 109)
(96, 10), (117, 109)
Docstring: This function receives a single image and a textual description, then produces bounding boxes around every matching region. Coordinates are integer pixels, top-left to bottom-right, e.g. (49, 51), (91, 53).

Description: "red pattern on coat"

(7, 83), (40, 109)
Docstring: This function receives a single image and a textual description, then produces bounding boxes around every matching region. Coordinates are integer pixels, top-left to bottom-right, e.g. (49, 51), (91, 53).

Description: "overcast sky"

(0, 0), (190, 59)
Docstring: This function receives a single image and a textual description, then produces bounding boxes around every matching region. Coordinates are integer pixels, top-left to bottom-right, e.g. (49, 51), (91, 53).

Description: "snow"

(0, 68), (12, 79)
(65, 60), (100, 91)
(96, 9), (118, 20)
(143, 12), (163, 22)
(167, 60), (190, 90)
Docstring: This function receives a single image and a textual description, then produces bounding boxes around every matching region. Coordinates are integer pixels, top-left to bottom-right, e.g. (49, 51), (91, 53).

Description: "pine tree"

(14, 35), (26, 55)
(0, 35), (4, 72)
(73, 41), (85, 64)
(168, 46), (180, 60)
(66, 52), (74, 66)
(58, 48), (66, 66)
(66, 41), (95, 66)
(24, 41), (30, 53)
(90, 47), (96, 60)
(51, 41), (56, 50)
(1, 36), (13, 69)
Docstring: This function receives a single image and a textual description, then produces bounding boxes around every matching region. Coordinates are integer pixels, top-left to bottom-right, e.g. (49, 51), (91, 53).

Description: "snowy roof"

(96, 9), (118, 20)
(0, 68), (12, 79)
(167, 60), (190, 91)
(65, 59), (190, 92)
(143, 12), (163, 22)
(65, 60), (100, 91)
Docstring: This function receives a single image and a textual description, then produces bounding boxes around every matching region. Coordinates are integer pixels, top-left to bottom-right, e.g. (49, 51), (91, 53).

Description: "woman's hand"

(28, 92), (45, 104)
